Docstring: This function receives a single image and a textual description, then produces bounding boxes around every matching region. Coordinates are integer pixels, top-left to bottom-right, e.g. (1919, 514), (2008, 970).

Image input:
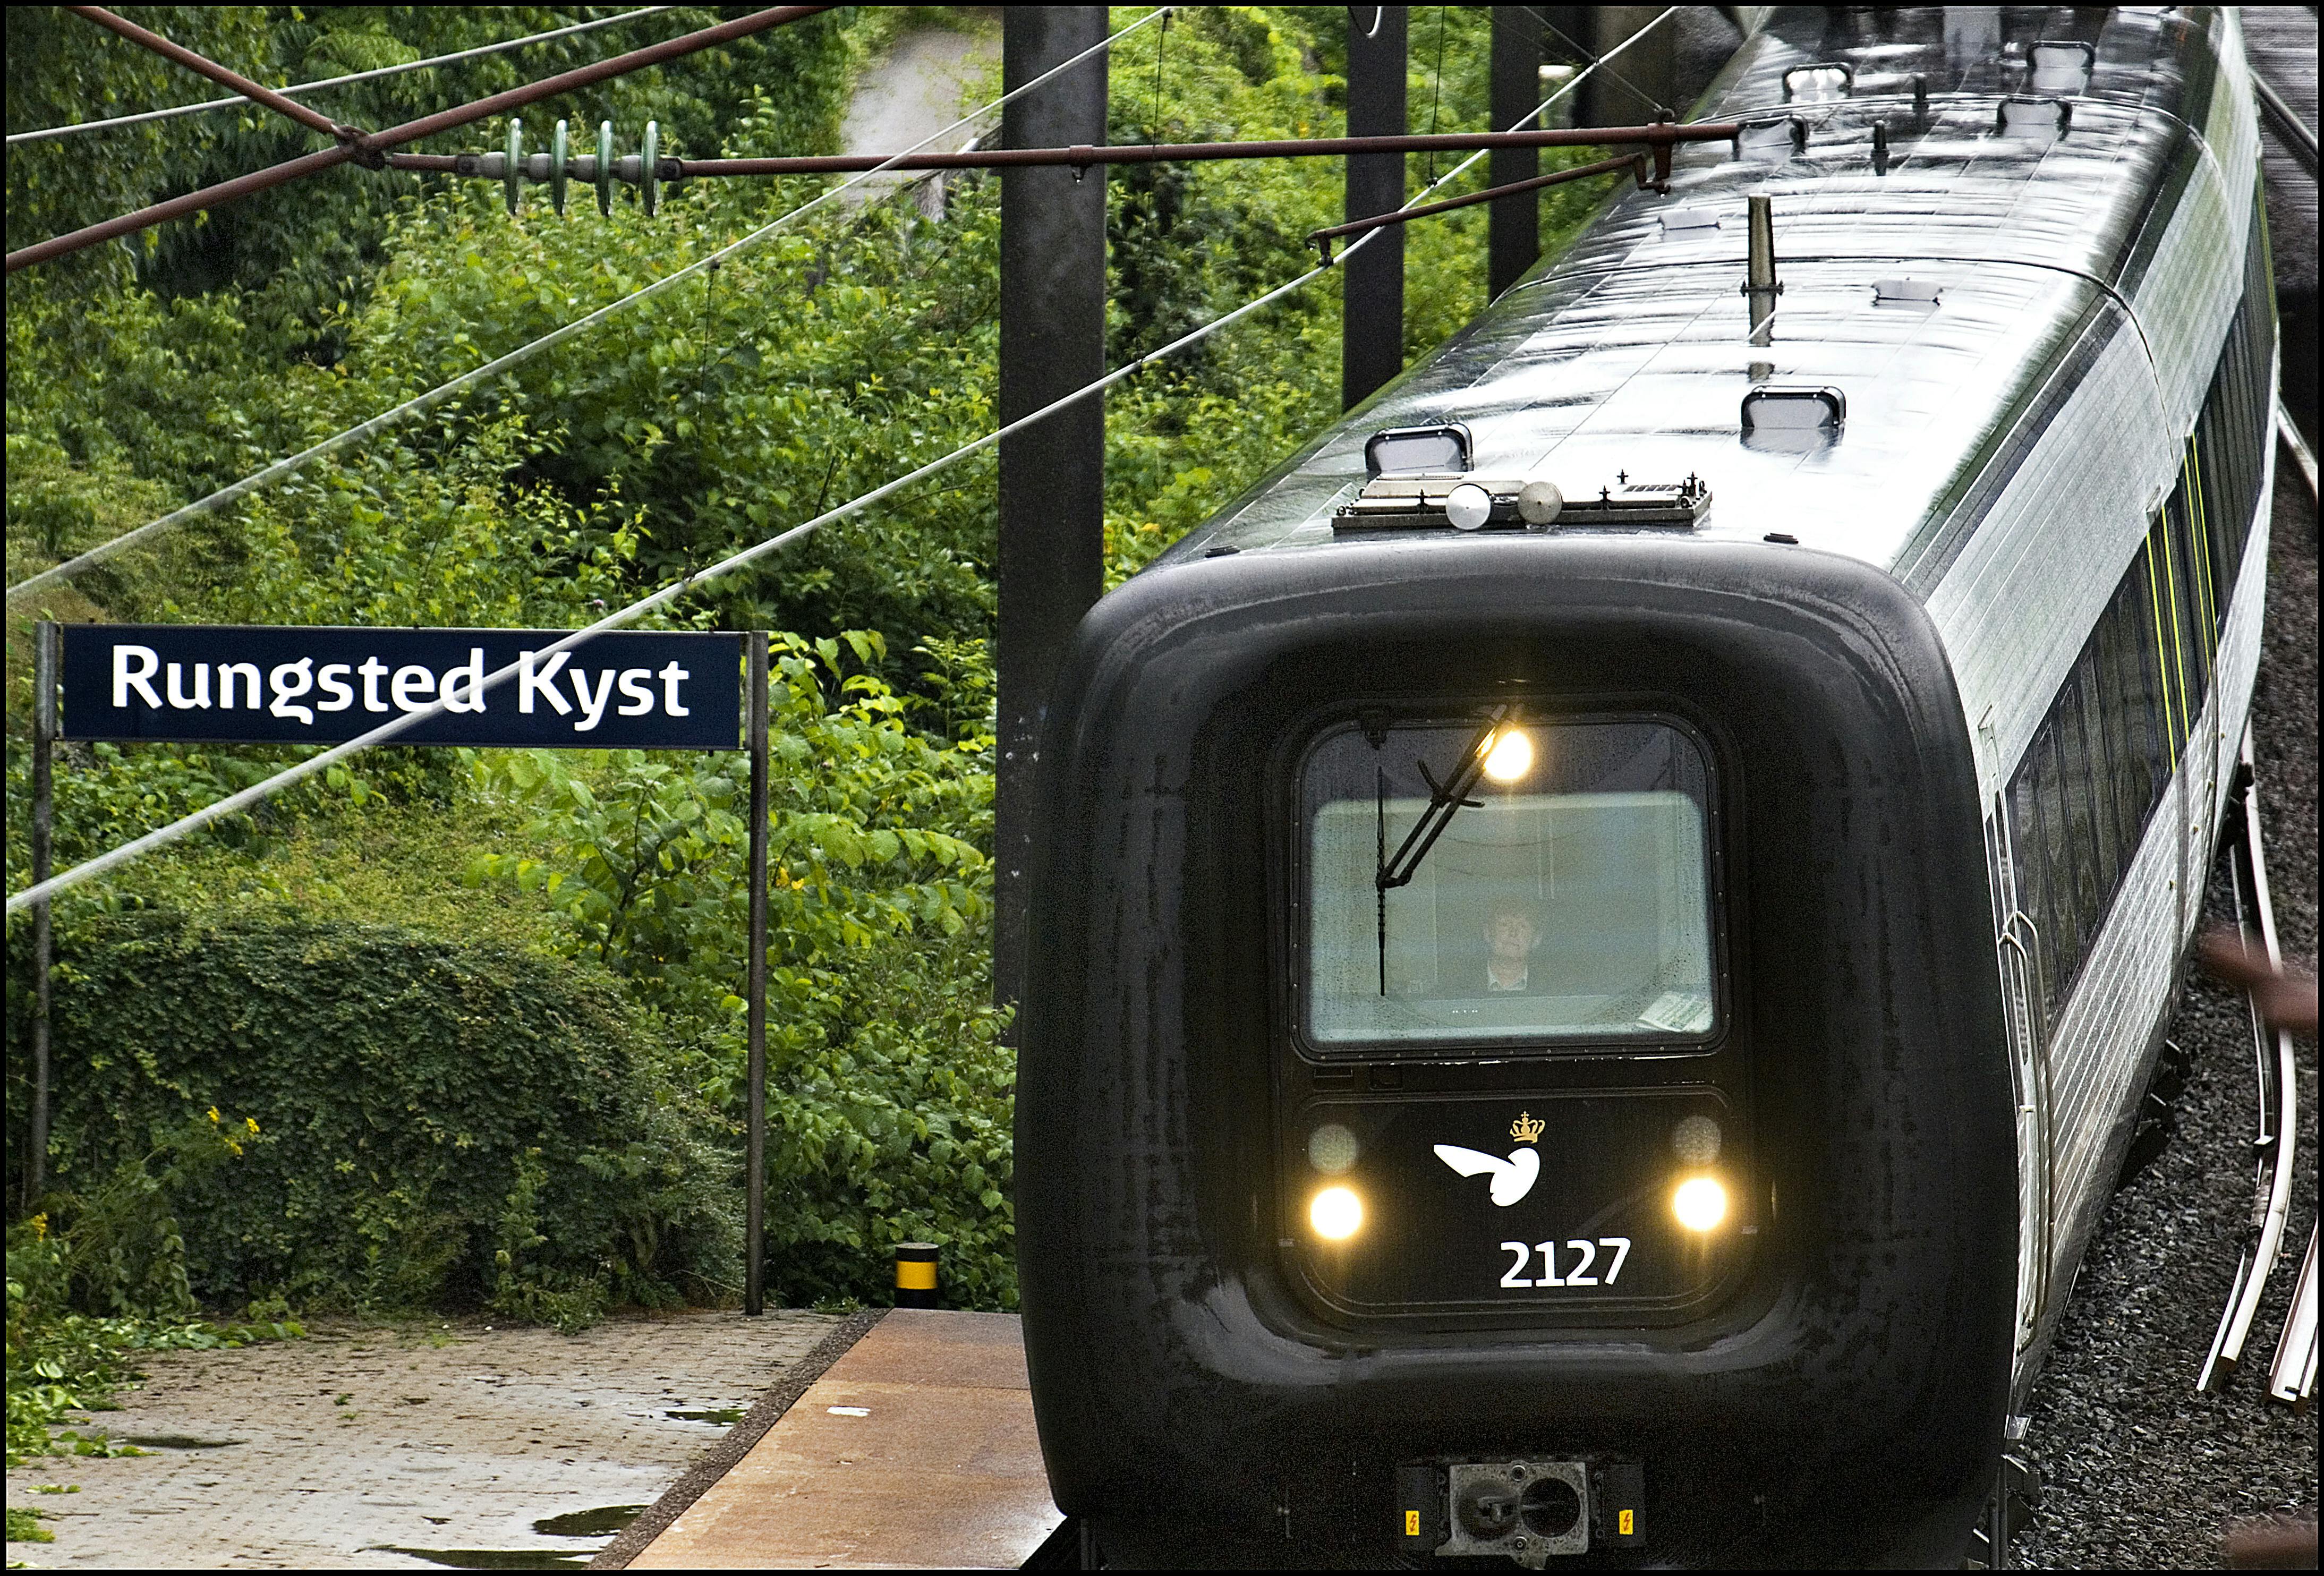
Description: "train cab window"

(1297, 718), (1718, 1052)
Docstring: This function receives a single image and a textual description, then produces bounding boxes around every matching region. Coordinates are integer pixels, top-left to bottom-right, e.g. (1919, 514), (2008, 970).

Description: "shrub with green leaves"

(465, 632), (1012, 1306)
(8, 911), (736, 1322)
(4, 7), (1631, 1334)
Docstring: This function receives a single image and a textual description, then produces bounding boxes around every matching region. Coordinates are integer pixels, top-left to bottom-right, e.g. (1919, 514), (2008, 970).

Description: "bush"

(465, 632), (1016, 1308)
(7, 911), (736, 1323)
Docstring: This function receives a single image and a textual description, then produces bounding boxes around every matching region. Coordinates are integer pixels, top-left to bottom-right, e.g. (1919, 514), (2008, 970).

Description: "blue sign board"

(59, 625), (743, 749)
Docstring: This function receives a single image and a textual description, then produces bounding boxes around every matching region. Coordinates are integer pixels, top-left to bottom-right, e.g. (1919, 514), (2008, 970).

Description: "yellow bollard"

(895, 1242), (938, 1308)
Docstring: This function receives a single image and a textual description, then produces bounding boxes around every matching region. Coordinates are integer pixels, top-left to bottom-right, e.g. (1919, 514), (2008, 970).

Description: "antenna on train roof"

(1744, 193), (1781, 351)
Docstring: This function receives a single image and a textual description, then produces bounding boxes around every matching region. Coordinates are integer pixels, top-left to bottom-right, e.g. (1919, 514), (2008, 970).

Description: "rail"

(2196, 726), (2300, 1392)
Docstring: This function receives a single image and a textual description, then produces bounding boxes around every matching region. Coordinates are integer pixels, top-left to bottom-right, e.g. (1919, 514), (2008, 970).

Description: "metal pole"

(1488, 6), (1543, 298)
(1745, 193), (1778, 346)
(27, 623), (57, 1210)
(744, 633), (769, 1316)
(994, 6), (1108, 1027)
(1343, 6), (1408, 410)
(1579, 7), (1676, 130)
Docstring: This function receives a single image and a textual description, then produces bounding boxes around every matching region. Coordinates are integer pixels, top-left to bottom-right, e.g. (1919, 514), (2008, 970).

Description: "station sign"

(58, 624), (743, 749)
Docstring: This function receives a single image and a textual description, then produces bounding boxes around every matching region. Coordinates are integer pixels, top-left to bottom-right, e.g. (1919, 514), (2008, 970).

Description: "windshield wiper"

(1375, 708), (1511, 995)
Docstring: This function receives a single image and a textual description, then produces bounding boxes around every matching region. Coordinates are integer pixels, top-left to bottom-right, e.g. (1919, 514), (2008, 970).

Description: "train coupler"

(1395, 1456), (1645, 1566)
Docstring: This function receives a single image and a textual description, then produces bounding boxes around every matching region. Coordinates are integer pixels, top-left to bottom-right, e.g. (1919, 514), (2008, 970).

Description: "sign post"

(24, 623), (58, 1210)
(744, 633), (769, 1316)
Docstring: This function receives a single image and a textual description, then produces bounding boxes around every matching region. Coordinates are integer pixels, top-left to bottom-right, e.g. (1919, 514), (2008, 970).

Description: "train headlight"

(1445, 482), (1495, 531)
(1672, 1175), (1728, 1232)
(1310, 1186), (1365, 1240)
(1482, 727), (1534, 782)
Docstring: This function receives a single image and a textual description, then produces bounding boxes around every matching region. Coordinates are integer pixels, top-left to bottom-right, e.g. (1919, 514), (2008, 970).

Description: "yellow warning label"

(1619, 1509), (1635, 1537)
(1406, 1510), (1420, 1537)
(896, 1260), (938, 1291)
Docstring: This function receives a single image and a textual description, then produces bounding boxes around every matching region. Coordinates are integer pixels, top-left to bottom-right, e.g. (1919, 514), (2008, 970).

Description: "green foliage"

(36, 1109), (246, 1318)
(3, 7), (1629, 1337)
(7, 911), (738, 1318)
(6, 6), (856, 339)
(464, 633), (1010, 1306)
(7, 1132), (302, 1482)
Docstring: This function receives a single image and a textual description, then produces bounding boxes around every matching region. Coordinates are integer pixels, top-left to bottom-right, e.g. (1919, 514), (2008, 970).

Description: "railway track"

(2011, 27), (2319, 1540)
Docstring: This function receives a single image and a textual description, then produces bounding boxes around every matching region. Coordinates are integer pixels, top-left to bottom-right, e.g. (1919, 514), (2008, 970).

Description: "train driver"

(1482, 898), (1546, 994)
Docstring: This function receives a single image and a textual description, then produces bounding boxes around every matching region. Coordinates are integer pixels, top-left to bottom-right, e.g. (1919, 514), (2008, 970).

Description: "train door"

(1982, 715), (2050, 1350)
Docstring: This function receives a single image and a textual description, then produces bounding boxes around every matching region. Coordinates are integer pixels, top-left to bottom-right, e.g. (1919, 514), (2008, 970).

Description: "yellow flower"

(245, 1117), (261, 1135)
(208, 1105), (222, 1123)
(29, 1212), (48, 1240)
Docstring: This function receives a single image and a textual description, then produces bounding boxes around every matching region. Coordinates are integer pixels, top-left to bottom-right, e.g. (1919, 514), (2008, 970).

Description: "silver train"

(1018, 7), (2278, 1565)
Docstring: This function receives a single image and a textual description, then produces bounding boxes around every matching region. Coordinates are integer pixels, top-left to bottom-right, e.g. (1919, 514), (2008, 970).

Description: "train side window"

(2149, 518), (2192, 754)
(2120, 545), (2172, 812)
(2182, 445), (2222, 650)
(2096, 582), (2154, 866)
(2138, 527), (2181, 755)
(2203, 327), (2250, 607)
(2166, 481), (2212, 712)
(2034, 725), (2079, 1013)
(2007, 754), (2057, 1018)
(2075, 639), (2129, 902)
(2054, 674), (2105, 957)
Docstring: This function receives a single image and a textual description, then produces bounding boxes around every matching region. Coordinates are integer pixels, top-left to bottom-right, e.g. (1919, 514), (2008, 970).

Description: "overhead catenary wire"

(6, 5), (1679, 916)
(1523, 4), (1673, 119)
(5, 8), (679, 146)
(6, 8), (1177, 610)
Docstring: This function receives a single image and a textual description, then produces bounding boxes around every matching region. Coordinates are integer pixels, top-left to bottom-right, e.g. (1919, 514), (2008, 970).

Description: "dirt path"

(835, 21), (999, 215)
(13, 1311), (836, 1570)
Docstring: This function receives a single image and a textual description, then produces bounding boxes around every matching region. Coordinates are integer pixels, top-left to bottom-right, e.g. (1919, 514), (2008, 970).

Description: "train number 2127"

(1500, 1238), (1632, 1289)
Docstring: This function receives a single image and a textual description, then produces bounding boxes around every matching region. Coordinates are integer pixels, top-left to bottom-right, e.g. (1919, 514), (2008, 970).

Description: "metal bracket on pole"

(744, 632), (769, 1315)
(25, 623), (58, 1211)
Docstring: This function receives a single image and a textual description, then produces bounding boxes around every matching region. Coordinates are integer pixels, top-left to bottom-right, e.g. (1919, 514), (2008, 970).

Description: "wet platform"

(608, 1309), (1063, 1570)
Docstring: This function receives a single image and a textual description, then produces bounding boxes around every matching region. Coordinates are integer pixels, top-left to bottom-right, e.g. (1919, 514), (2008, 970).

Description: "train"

(1016, 6), (2278, 1566)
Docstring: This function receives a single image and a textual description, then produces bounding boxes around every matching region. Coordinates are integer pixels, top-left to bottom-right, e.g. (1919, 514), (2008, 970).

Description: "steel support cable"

(1522, 4), (1673, 120)
(5, 7), (1171, 612)
(64, 6), (347, 140)
(7, 8), (679, 146)
(4, 5), (1677, 916)
(5, 5), (836, 274)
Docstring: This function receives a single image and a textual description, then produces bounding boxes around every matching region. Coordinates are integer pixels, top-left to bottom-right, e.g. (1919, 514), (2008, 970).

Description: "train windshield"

(1300, 717), (1718, 1049)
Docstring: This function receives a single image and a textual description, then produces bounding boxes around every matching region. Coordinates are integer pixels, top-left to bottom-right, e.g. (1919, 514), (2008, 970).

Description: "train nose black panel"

(1017, 536), (2015, 1568)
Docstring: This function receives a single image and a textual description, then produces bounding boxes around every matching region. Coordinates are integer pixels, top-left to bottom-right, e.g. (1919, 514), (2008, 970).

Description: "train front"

(1016, 528), (2018, 1567)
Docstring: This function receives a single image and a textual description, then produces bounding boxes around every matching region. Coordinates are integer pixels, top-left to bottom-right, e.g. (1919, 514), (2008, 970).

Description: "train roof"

(1157, 6), (2260, 584)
